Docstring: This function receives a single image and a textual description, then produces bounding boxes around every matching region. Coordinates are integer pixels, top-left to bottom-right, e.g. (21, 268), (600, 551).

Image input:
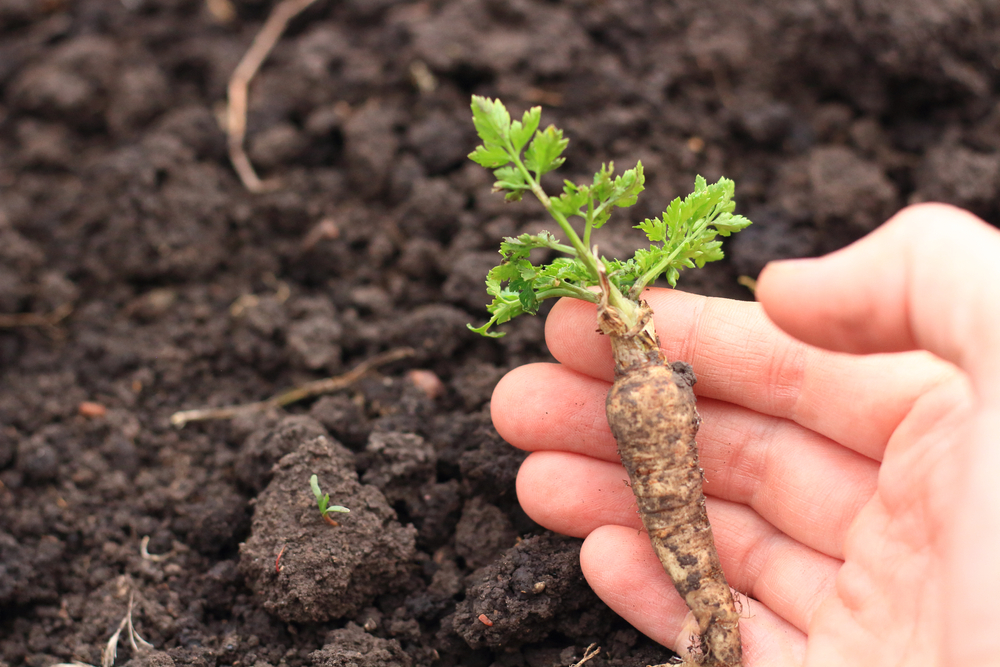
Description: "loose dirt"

(1, 1), (998, 666)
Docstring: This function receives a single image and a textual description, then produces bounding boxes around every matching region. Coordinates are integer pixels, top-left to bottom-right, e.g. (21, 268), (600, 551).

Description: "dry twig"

(0, 302), (72, 329)
(170, 347), (415, 427)
(227, 0), (320, 192)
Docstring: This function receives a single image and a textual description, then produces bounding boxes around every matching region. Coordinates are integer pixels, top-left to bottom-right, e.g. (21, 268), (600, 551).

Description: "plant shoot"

(310, 474), (350, 526)
(468, 95), (751, 667)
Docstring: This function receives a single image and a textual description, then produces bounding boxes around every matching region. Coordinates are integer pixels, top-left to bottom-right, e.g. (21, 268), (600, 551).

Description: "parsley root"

(601, 302), (741, 667)
(467, 96), (750, 666)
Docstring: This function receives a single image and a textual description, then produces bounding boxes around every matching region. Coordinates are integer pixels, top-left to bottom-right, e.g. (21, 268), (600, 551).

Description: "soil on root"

(1, 1), (999, 667)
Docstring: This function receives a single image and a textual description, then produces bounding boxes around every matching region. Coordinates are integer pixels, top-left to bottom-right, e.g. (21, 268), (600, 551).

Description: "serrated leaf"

(510, 276), (539, 313)
(713, 213), (752, 235)
(636, 213), (668, 243)
(471, 96), (511, 147)
(468, 144), (511, 168)
(551, 182), (590, 217)
(510, 107), (541, 153)
(466, 97), (754, 336)
(488, 261), (521, 283)
(524, 126), (568, 176)
(539, 256), (594, 285)
(492, 165), (528, 194)
(591, 163), (616, 202)
(626, 175), (754, 296)
(500, 231), (568, 260)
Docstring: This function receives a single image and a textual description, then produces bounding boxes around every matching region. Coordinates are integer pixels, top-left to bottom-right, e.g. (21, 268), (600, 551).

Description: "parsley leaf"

(465, 96), (752, 337)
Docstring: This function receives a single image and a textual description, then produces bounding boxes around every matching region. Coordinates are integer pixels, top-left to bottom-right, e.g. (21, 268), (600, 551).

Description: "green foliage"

(615, 175), (752, 296)
(466, 96), (752, 336)
(310, 474), (350, 521)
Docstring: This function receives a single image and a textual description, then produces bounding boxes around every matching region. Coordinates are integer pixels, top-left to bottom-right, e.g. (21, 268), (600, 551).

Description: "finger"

(502, 365), (880, 559)
(518, 453), (841, 632)
(581, 524), (809, 666)
(515, 452), (637, 533)
(491, 363), (615, 461)
(543, 290), (957, 461)
(756, 203), (1000, 400)
(698, 397), (877, 559)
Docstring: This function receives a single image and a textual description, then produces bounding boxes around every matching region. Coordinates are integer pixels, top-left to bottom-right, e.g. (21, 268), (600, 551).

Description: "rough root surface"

(607, 363), (741, 667)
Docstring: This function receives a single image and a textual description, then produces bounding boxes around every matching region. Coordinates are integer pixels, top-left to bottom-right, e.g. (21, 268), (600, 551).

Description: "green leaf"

(510, 107), (541, 153)
(551, 181), (590, 217)
(713, 213), (752, 235)
(470, 96), (511, 147)
(465, 96), (753, 337)
(627, 175), (753, 296)
(488, 261), (521, 283)
(524, 125), (568, 176)
(468, 144), (511, 168)
(539, 256), (594, 286)
(500, 231), (571, 259)
(511, 276), (539, 313)
(591, 162), (645, 229)
(636, 211), (669, 243)
(492, 165), (529, 195)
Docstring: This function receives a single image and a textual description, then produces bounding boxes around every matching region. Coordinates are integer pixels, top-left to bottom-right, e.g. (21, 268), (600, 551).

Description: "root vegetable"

(467, 96), (750, 665)
(601, 302), (741, 666)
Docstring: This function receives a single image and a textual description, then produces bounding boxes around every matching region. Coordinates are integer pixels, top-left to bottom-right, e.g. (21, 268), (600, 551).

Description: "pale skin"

(491, 203), (1000, 667)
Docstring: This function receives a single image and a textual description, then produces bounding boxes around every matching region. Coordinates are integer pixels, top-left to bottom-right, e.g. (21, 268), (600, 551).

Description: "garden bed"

(1, 1), (998, 666)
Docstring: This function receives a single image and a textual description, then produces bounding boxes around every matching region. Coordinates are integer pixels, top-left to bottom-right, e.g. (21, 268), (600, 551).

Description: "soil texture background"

(2, 1), (999, 666)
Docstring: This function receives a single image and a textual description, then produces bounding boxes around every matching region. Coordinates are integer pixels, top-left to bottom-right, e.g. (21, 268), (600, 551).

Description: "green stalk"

(504, 137), (640, 328)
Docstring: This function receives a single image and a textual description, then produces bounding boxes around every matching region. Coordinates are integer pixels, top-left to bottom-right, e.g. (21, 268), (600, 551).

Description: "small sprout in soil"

(310, 474), (350, 526)
(467, 96), (751, 666)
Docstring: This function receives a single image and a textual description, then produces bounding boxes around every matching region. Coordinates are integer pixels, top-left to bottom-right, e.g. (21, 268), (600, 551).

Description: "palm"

(804, 375), (969, 665)
(492, 290), (968, 666)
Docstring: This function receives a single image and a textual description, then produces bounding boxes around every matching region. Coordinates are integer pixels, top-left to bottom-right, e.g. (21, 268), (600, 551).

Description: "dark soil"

(2, 1), (998, 666)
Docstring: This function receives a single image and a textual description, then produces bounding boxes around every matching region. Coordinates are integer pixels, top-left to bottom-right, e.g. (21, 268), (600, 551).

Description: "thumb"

(756, 203), (1000, 398)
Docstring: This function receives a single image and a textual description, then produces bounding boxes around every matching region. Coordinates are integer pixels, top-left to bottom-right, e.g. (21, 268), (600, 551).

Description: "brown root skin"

(600, 299), (743, 667)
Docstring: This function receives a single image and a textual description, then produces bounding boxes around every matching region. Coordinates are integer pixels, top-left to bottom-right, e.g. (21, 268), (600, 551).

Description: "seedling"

(468, 96), (751, 666)
(309, 474), (350, 526)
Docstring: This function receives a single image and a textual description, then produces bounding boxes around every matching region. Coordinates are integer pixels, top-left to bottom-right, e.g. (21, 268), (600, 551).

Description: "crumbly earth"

(1, 1), (998, 667)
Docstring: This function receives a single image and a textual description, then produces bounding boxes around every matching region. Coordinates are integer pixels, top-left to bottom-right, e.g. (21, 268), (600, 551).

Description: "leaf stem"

(504, 137), (638, 327)
(536, 284), (599, 303)
(583, 198), (595, 249)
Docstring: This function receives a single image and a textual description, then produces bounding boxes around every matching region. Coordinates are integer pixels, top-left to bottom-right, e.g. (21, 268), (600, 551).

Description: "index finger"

(544, 289), (957, 461)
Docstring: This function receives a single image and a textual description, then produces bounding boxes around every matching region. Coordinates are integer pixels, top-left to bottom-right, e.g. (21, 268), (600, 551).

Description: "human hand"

(491, 203), (1000, 666)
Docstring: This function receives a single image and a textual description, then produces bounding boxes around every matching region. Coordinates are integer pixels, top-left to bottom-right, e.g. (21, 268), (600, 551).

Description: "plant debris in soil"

(1, 1), (998, 667)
